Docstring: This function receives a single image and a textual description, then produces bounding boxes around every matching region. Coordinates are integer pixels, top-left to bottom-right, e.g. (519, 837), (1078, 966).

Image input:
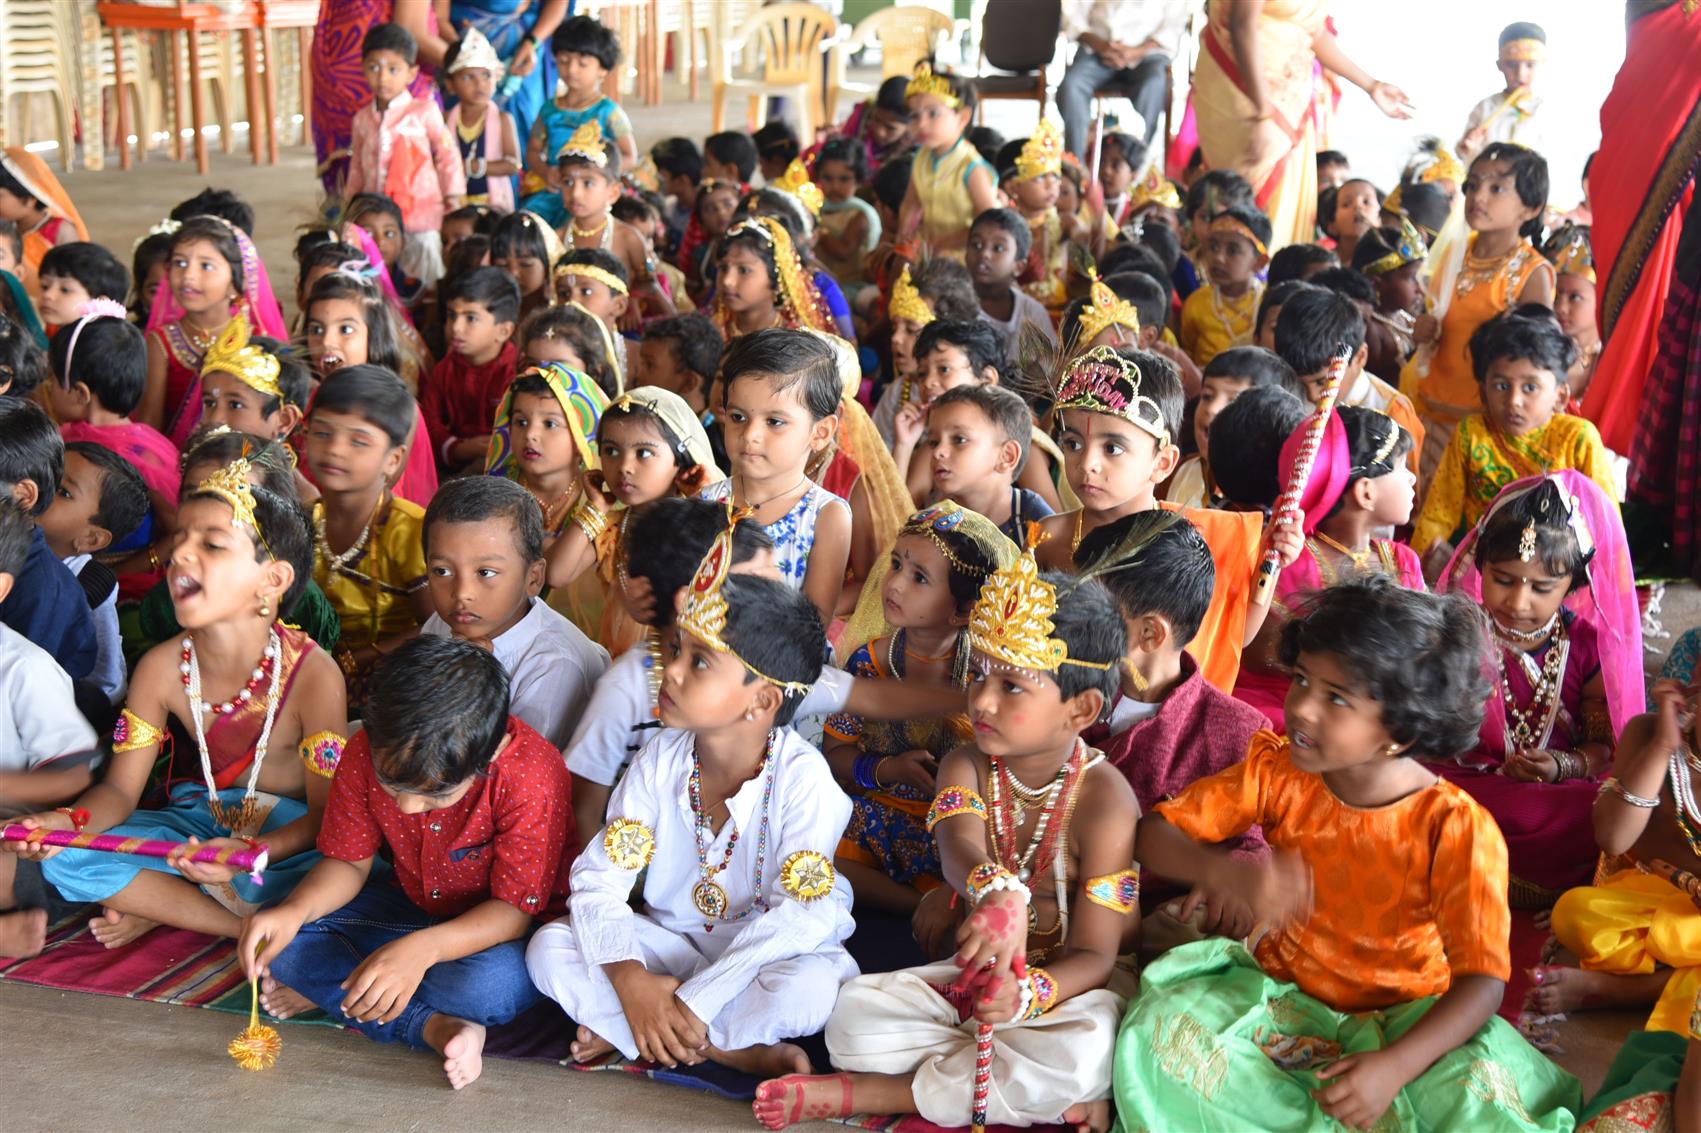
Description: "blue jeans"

(1058, 51), (1172, 157)
(268, 878), (543, 1050)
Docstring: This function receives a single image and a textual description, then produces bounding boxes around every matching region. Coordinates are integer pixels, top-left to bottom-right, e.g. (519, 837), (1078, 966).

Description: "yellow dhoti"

(1551, 869), (1701, 1034)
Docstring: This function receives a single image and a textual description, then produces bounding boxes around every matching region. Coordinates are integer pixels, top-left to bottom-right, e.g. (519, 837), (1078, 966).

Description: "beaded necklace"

(986, 739), (1100, 953)
(1495, 616), (1568, 754)
(689, 729), (778, 928)
(183, 628), (283, 834)
(313, 496), (382, 576)
(642, 630), (664, 720)
(885, 628), (972, 690)
(1668, 741), (1701, 856)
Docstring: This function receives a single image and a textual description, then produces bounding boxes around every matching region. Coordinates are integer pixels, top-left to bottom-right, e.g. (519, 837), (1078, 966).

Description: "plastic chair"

(0, 1), (83, 170)
(94, 22), (157, 162)
(829, 4), (955, 112)
(973, 0), (1060, 125)
(711, 2), (840, 143)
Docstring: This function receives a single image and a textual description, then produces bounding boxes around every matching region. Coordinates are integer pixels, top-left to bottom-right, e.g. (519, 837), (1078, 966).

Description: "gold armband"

(925, 786), (988, 832)
(1083, 868), (1140, 914)
(112, 708), (166, 753)
(299, 731), (347, 779)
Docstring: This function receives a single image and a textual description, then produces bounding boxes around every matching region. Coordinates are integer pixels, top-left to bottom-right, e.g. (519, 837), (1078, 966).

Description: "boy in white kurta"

(527, 521), (858, 1076)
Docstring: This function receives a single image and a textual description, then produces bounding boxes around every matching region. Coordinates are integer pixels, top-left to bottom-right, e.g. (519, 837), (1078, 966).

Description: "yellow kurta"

(911, 136), (992, 259)
(312, 496), (428, 651)
(1180, 283), (1261, 369)
(1412, 413), (1616, 552)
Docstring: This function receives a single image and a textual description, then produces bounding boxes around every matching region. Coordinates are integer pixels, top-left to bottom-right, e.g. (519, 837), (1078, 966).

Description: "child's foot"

(88, 907), (157, 949)
(752, 1073), (855, 1131)
(1062, 1099), (1113, 1133)
(1533, 907), (1553, 932)
(1526, 965), (1666, 1014)
(712, 1040), (811, 1079)
(422, 1014), (487, 1090)
(569, 1025), (616, 1064)
(259, 976), (314, 1020)
(0, 908), (47, 958)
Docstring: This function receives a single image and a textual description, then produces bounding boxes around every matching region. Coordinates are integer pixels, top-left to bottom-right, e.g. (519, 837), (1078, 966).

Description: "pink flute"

(1252, 343), (1354, 607)
(1, 825), (270, 884)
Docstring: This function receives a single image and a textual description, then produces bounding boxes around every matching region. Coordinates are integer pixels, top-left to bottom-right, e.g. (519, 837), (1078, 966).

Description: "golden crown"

(1362, 216), (1428, 277)
(1054, 345), (1170, 446)
(1546, 225), (1594, 283)
(1500, 37), (1546, 63)
(677, 512), (812, 694)
(553, 261), (630, 295)
(905, 62), (959, 109)
(556, 120), (608, 168)
(1128, 164), (1182, 212)
(192, 459), (270, 552)
(1420, 149), (1465, 187)
(1012, 119), (1063, 184)
(200, 313), (283, 401)
(1075, 268), (1141, 348)
(888, 264), (934, 326)
(968, 545), (1111, 675)
(773, 158), (824, 218)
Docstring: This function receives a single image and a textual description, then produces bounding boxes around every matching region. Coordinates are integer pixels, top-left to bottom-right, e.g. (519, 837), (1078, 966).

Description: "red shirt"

(318, 716), (574, 919)
(419, 338), (519, 465)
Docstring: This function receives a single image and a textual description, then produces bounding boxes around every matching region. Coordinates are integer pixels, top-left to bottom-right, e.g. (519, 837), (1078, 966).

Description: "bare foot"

(1062, 1099), (1113, 1133)
(423, 1014), (486, 1090)
(1526, 965), (1670, 1014)
(0, 908), (47, 958)
(259, 976), (314, 1020)
(569, 1024), (616, 1064)
(88, 907), (157, 949)
(711, 1040), (811, 1078)
(753, 1073), (855, 1131)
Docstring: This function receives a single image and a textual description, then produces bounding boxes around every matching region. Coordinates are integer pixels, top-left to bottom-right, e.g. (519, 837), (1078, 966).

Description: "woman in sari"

(445, 1), (568, 180)
(1191, 0), (1412, 250)
(0, 148), (88, 292)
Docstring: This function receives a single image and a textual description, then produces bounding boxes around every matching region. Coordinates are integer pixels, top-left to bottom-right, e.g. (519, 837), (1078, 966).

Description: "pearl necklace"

(689, 731), (777, 927)
(313, 497), (381, 576)
(1492, 610), (1560, 647)
(1496, 617), (1568, 755)
(180, 634), (279, 716)
(183, 628), (283, 834)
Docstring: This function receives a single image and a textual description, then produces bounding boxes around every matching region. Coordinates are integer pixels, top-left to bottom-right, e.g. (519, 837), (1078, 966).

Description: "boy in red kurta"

(421, 266), (520, 474)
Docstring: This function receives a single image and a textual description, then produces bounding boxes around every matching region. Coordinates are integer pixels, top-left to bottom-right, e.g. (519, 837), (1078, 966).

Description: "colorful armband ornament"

(926, 786), (988, 832)
(1084, 868), (1140, 915)
(1019, 966), (1058, 1021)
(603, 817), (656, 871)
(965, 861), (1029, 906)
(779, 850), (836, 901)
(299, 731), (346, 779)
(112, 708), (166, 753)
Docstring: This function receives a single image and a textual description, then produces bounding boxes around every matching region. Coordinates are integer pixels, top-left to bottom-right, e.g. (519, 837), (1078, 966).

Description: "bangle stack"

(965, 861), (1030, 906)
(852, 754), (882, 792)
(568, 499), (609, 543)
(1600, 776), (1660, 808)
(1548, 749), (1587, 782)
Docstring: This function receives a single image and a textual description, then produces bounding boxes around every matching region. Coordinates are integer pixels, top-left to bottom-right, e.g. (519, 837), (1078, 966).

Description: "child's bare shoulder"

(1080, 759), (1139, 821)
(130, 637), (187, 694)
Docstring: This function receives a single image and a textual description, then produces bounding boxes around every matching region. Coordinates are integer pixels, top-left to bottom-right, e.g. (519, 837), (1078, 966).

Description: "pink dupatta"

(147, 217), (288, 448)
(1439, 469), (1644, 746)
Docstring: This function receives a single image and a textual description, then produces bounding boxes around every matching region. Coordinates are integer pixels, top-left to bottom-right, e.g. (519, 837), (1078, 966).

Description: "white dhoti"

(825, 962), (1133, 1127)
(526, 914), (856, 1061)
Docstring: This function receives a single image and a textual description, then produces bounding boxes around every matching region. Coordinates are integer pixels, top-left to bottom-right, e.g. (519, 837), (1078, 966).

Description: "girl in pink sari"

(1235, 406), (1425, 728)
(143, 217), (287, 448)
(1434, 470), (1643, 907)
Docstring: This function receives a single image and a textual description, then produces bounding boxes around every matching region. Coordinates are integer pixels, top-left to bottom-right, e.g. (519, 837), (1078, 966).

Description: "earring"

(258, 594), (273, 619)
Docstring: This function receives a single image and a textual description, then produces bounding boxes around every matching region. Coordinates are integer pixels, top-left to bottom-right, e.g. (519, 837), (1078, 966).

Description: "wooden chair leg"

(262, 29), (279, 163)
(298, 27), (313, 142)
(171, 31), (185, 162)
(113, 26), (133, 170)
(242, 29), (263, 164)
(188, 32), (208, 173)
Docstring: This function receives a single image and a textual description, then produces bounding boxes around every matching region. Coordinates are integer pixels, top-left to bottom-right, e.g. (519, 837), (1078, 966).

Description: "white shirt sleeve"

(567, 733), (665, 967)
(4, 638), (98, 771)
(510, 619), (610, 753)
(795, 665), (854, 721)
(675, 736), (854, 1025)
(566, 649), (650, 785)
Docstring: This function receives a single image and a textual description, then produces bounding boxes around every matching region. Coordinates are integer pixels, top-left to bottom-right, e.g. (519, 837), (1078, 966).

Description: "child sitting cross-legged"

(240, 635), (570, 1090)
(421, 265), (520, 475)
(0, 497), (100, 959)
(527, 518), (858, 1077)
(1116, 578), (1581, 1131)
(419, 476), (609, 753)
(826, 502), (1019, 951)
(757, 551), (1139, 1132)
(1413, 308), (1614, 579)
(3, 457), (346, 952)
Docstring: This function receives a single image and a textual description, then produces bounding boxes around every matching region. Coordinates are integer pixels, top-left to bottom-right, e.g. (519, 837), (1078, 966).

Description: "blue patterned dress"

(699, 479), (844, 591)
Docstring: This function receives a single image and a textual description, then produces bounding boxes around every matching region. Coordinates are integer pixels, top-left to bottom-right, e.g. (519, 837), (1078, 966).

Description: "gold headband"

(1208, 215), (1268, 259)
(1546, 227), (1594, 284)
(772, 158), (823, 218)
(1054, 345), (1170, 446)
(1012, 119), (1063, 185)
(1362, 217), (1428, 277)
(1500, 38), (1546, 62)
(888, 264), (933, 326)
(192, 459), (272, 555)
(898, 502), (1012, 579)
(1128, 163), (1182, 212)
(1420, 150), (1466, 186)
(968, 544), (1113, 674)
(905, 62), (959, 109)
(553, 261), (630, 296)
(200, 313), (283, 400)
(556, 120), (609, 168)
(1075, 268), (1141, 347)
(676, 512), (813, 694)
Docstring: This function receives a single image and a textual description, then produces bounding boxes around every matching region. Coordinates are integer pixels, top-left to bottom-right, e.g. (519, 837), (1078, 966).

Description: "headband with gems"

(1500, 38), (1546, 63)
(1545, 226), (1594, 284)
(552, 261), (630, 295)
(888, 264), (933, 326)
(1054, 346), (1170, 446)
(968, 543), (1113, 675)
(1128, 164), (1182, 212)
(556, 120), (609, 168)
(676, 511), (813, 695)
(773, 158), (824, 218)
(1075, 267), (1141, 347)
(898, 502), (1009, 579)
(906, 62), (960, 109)
(200, 312), (284, 399)
(1209, 215), (1268, 259)
(1362, 216), (1428, 278)
(1012, 119), (1063, 185)
(192, 459), (273, 556)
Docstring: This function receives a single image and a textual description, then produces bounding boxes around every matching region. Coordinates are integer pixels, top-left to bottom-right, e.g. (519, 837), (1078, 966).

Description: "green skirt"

(1112, 939), (1581, 1133)
(1576, 1029), (1685, 1131)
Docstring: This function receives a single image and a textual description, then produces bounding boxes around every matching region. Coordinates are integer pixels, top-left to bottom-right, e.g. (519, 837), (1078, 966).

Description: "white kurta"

(527, 727), (858, 1058)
